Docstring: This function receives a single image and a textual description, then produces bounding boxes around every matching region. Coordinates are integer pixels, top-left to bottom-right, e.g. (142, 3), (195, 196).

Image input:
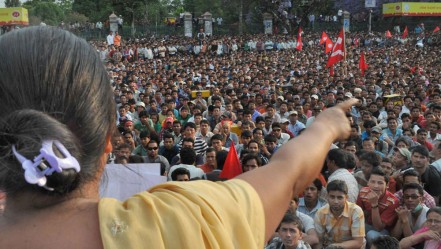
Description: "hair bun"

(1, 109), (81, 195)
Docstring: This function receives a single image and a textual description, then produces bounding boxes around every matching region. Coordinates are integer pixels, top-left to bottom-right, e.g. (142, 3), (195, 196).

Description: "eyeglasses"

(403, 195), (420, 200)
(147, 147), (158, 151)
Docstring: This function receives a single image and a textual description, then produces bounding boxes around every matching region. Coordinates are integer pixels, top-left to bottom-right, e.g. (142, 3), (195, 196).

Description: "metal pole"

(239, 0), (243, 35)
(368, 9), (372, 33)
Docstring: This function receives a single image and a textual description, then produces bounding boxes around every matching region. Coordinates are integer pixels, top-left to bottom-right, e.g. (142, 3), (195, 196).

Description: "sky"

(0, 0), (29, 8)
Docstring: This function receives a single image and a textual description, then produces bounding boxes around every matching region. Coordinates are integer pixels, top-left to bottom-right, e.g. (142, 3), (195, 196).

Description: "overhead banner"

(383, 2), (441, 17)
(0, 7), (29, 26)
(365, 0), (376, 8)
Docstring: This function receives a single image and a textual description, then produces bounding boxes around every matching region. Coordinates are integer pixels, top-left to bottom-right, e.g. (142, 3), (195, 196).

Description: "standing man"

(113, 31), (121, 47)
(106, 31), (114, 46)
(314, 180), (365, 249)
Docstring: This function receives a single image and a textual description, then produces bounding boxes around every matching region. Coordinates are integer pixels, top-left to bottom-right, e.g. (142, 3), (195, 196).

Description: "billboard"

(365, 0), (376, 8)
(383, 2), (441, 17)
(0, 8), (29, 26)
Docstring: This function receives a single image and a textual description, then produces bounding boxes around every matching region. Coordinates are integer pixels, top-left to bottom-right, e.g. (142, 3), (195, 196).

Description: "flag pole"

(343, 25), (346, 61)
(343, 24), (347, 77)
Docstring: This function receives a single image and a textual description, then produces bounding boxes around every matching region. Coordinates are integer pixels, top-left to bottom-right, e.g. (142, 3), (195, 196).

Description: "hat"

(311, 94), (319, 100)
(354, 88), (362, 93)
(136, 102), (146, 108)
(277, 96), (285, 101)
(371, 126), (382, 134)
(221, 111), (232, 119)
(293, 95), (300, 99)
(165, 117), (174, 123)
(245, 76), (251, 80)
(280, 118), (290, 124)
(344, 92), (353, 98)
(289, 110), (298, 116)
(394, 147), (411, 162)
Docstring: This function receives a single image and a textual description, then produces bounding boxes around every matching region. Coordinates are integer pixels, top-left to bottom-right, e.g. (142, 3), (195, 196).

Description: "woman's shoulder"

(98, 179), (265, 248)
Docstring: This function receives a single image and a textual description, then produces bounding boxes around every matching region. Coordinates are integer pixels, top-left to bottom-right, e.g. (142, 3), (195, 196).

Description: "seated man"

(266, 213), (312, 249)
(370, 235), (399, 249)
(390, 183), (429, 240)
(298, 179), (327, 219)
(354, 150), (382, 188)
(170, 167), (190, 181)
(167, 147), (204, 180)
(394, 169), (437, 208)
(409, 145), (441, 203)
(241, 153), (262, 173)
(356, 167), (399, 246)
(314, 180), (365, 249)
(271, 122), (290, 146)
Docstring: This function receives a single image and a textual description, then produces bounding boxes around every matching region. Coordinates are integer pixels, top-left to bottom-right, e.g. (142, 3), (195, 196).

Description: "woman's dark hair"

(0, 27), (115, 196)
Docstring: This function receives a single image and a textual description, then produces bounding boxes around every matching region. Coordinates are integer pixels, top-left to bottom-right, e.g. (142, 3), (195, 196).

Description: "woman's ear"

(104, 135), (113, 154)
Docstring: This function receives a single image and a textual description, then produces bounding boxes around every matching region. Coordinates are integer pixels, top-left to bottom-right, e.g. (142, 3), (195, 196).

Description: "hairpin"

(12, 140), (80, 191)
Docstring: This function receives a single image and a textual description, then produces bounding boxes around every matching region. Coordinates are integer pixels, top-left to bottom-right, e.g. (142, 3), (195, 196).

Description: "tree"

(23, 1), (65, 25)
(58, 0), (74, 15)
(72, 0), (113, 22)
(5, 0), (21, 7)
(64, 12), (89, 25)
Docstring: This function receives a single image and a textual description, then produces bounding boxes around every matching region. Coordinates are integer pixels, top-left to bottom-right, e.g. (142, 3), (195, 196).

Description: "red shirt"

(356, 187), (399, 230)
(198, 163), (215, 173)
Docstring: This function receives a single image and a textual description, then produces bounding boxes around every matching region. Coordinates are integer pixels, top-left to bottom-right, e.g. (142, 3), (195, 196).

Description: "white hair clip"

(12, 140), (80, 191)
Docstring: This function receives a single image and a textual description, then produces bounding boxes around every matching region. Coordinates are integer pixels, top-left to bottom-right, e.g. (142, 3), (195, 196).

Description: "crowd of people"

(95, 25), (441, 249)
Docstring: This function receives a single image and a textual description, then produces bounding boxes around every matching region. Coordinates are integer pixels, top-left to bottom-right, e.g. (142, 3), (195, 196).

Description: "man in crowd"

(356, 167), (399, 246)
(315, 180), (365, 249)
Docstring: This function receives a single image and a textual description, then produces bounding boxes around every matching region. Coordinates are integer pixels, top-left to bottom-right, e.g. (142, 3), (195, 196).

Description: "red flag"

(320, 31), (329, 45)
(385, 30), (392, 38)
(402, 26), (408, 39)
(296, 27), (303, 51)
(325, 39), (334, 53)
(359, 51), (368, 76)
(326, 29), (345, 67)
(330, 66), (334, 76)
(219, 142), (242, 179)
(433, 26), (440, 33)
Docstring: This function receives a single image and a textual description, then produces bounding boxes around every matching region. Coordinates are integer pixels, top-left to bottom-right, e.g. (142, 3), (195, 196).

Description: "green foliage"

(64, 11), (89, 24)
(23, 1), (65, 25)
(72, 0), (114, 22)
(183, 0), (223, 17)
(58, 0), (74, 14)
(5, 0), (21, 7)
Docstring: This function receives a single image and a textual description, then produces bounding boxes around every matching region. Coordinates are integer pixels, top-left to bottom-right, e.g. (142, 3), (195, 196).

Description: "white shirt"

(107, 34), (114, 45)
(168, 164), (204, 181)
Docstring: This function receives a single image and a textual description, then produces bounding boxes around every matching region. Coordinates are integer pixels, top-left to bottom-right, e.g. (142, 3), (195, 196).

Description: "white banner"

(365, 0), (376, 8)
(100, 163), (167, 201)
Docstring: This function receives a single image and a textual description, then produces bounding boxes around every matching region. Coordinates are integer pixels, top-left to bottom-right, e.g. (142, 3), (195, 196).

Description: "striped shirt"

(178, 137), (208, 156)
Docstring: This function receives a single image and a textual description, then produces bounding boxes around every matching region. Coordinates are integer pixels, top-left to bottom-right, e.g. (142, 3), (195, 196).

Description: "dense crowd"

(95, 28), (441, 249)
